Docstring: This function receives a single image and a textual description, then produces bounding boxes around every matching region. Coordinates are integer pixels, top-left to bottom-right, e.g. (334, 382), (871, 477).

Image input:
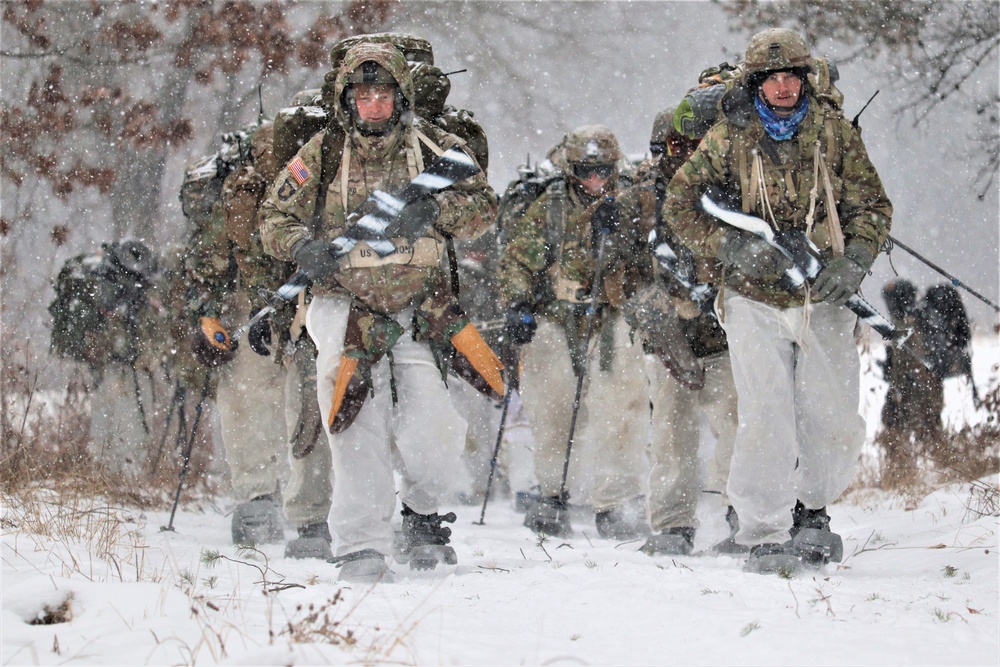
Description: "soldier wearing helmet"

(616, 108), (742, 556)
(663, 29), (892, 574)
(260, 41), (497, 583)
(498, 125), (649, 540)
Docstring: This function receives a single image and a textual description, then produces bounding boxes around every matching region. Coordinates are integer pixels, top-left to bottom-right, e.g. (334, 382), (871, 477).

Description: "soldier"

(50, 240), (160, 477)
(259, 42), (497, 583)
(618, 109), (742, 556)
(184, 120), (331, 558)
(663, 28), (892, 574)
(498, 125), (649, 540)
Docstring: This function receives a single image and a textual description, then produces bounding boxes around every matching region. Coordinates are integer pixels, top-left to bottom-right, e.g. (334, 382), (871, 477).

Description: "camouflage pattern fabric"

(662, 92), (892, 309)
(258, 42), (496, 317)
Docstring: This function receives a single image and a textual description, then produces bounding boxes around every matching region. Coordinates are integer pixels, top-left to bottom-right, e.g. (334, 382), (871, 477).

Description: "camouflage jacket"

(497, 180), (641, 317)
(662, 94), (892, 308)
(258, 43), (496, 316)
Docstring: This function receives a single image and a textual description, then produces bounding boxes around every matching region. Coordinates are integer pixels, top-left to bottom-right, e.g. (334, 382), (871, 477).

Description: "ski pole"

(475, 350), (519, 525)
(889, 235), (999, 313)
(557, 200), (615, 511)
(161, 374), (212, 532)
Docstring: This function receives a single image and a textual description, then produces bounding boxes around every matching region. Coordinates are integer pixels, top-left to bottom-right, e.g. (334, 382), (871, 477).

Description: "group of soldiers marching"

(51, 27), (976, 582)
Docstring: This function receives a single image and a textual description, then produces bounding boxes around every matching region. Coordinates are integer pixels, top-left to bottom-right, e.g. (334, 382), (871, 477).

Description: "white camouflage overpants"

(645, 350), (739, 531)
(216, 292), (290, 503)
(721, 295), (865, 546)
(88, 364), (155, 476)
(307, 295), (468, 557)
(519, 313), (648, 511)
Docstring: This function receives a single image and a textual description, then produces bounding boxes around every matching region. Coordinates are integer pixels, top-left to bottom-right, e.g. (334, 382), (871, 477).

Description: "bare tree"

(721, 0), (999, 197)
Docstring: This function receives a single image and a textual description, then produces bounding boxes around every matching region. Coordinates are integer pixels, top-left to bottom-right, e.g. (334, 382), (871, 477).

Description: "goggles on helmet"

(573, 163), (614, 180)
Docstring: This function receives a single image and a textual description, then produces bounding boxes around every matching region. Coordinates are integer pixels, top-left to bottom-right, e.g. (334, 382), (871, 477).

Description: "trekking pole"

(889, 235), (999, 313)
(161, 374), (212, 532)
(475, 350), (519, 525)
(150, 381), (185, 475)
(556, 198), (615, 512)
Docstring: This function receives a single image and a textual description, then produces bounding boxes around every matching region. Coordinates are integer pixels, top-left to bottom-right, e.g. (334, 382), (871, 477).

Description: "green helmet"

(650, 108), (676, 150)
(743, 28), (812, 76)
(562, 125), (622, 166)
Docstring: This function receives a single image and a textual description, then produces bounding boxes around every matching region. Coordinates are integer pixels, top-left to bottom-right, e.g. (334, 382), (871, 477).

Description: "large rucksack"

(49, 241), (156, 367)
(918, 284), (973, 380)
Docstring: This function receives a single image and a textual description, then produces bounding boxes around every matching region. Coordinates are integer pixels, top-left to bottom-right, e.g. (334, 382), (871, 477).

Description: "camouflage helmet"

(561, 125), (622, 166)
(744, 28), (812, 76)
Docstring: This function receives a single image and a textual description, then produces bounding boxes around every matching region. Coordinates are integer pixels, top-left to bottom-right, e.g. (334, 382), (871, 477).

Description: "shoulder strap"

(544, 178), (568, 268)
(313, 127), (346, 235)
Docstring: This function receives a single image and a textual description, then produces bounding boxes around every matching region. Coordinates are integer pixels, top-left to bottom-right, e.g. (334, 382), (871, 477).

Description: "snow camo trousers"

(307, 295), (468, 558)
(520, 314), (648, 512)
(88, 364), (155, 476)
(644, 350), (739, 531)
(216, 292), (290, 504)
(720, 296), (865, 546)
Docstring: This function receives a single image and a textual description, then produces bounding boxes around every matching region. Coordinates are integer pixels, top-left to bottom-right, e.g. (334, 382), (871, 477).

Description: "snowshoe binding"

(330, 549), (393, 584)
(709, 506), (751, 555)
(789, 501), (843, 565)
(640, 526), (695, 555)
(285, 521), (334, 560)
(742, 542), (806, 576)
(395, 505), (458, 571)
(231, 494), (284, 545)
(523, 495), (573, 538)
(595, 497), (650, 541)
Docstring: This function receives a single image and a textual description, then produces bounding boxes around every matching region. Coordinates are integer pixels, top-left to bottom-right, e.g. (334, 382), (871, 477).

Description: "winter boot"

(331, 549), (394, 584)
(523, 495), (573, 538)
(284, 521), (334, 560)
(709, 506), (751, 555)
(742, 541), (805, 576)
(640, 527), (695, 555)
(789, 501), (843, 565)
(231, 494), (284, 545)
(595, 497), (650, 541)
(395, 505), (458, 571)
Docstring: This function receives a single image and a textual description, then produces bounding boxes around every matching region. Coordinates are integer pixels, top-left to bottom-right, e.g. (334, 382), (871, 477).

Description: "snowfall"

(3, 336), (998, 667)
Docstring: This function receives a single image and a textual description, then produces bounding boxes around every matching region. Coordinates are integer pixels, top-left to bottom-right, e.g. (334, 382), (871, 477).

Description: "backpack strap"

(313, 127), (346, 236)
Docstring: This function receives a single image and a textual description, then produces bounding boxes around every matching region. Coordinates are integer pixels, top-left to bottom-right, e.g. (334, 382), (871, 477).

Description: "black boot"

(709, 506), (750, 555)
(284, 521), (333, 560)
(789, 501), (842, 565)
(395, 505), (458, 570)
(523, 495), (573, 537)
(640, 526), (695, 555)
(595, 497), (649, 540)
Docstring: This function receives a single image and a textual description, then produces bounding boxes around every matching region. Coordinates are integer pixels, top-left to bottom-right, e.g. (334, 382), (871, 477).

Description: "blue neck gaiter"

(755, 94), (809, 141)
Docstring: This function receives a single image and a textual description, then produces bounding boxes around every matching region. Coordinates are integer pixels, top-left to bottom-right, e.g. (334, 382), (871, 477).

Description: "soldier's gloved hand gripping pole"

(700, 193), (931, 369)
(229, 147), (481, 341)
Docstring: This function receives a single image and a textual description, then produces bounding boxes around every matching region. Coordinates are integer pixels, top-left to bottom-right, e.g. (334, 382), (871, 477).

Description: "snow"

(3, 340), (998, 666)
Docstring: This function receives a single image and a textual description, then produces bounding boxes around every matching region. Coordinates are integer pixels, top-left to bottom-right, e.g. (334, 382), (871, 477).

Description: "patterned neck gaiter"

(755, 94), (809, 141)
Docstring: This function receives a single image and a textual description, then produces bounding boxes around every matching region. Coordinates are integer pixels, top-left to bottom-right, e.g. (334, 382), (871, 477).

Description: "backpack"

(179, 124), (255, 229)
(49, 241), (155, 367)
(918, 284), (972, 380)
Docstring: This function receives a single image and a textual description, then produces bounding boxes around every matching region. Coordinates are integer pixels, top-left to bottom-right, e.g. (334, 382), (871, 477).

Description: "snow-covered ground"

(3, 337), (998, 666)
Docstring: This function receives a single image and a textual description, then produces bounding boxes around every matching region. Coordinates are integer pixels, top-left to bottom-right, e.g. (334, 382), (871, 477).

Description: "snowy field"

(3, 337), (998, 666)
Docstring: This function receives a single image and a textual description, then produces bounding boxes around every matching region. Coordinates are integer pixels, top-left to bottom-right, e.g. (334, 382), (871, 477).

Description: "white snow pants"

(519, 313), (648, 511)
(645, 350), (739, 531)
(720, 295), (865, 546)
(216, 293), (290, 504)
(88, 364), (154, 476)
(307, 295), (468, 557)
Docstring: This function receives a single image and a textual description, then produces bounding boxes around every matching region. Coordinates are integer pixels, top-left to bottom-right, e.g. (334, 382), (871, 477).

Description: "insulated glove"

(192, 316), (236, 367)
(718, 229), (794, 280)
(292, 239), (343, 282)
(813, 244), (874, 306)
(383, 196), (441, 244)
(247, 308), (272, 357)
(591, 196), (620, 235)
(504, 302), (537, 345)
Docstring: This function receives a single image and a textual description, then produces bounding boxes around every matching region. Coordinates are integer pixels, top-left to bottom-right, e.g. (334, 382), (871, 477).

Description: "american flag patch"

(288, 157), (310, 185)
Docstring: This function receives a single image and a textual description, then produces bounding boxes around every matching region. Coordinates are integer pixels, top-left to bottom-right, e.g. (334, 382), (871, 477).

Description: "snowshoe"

(709, 506), (751, 555)
(742, 542), (806, 576)
(284, 521), (333, 560)
(595, 498), (649, 541)
(395, 506), (458, 571)
(640, 527), (694, 555)
(789, 501), (842, 565)
(523, 495), (573, 538)
(330, 549), (393, 584)
(231, 494), (284, 545)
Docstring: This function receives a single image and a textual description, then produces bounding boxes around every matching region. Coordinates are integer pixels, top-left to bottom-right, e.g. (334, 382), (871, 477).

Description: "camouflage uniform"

(497, 125), (649, 535)
(259, 42), (496, 563)
(663, 30), (892, 550)
(617, 110), (739, 552)
(183, 121), (330, 547)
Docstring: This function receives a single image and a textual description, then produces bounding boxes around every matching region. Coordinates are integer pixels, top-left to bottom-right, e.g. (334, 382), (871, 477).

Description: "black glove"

(504, 302), (537, 345)
(192, 316), (236, 367)
(591, 196), (620, 235)
(813, 244), (874, 306)
(292, 238), (342, 282)
(383, 196), (441, 244)
(247, 308), (272, 357)
(718, 229), (793, 280)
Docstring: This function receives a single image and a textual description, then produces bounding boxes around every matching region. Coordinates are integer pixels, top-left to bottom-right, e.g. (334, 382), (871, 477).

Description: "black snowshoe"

(640, 526), (695, 555)
(395, 505), (458, 571)
(523, 495), (573, 538)
(789, 501), (843, 565)
(595, 497), (649, 541)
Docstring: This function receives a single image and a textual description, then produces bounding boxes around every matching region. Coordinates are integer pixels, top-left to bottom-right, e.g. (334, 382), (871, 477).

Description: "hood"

(332, 42), (415, 136)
